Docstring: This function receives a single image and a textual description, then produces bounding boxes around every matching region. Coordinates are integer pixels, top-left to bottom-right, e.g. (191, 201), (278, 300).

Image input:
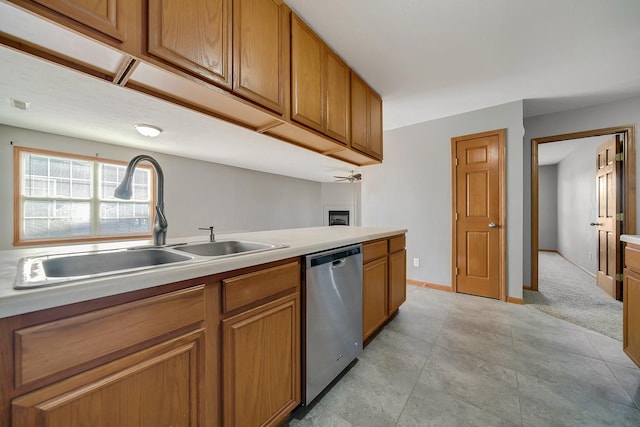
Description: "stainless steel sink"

(174, 240), (287, 257)
(15, 248), (194, 289)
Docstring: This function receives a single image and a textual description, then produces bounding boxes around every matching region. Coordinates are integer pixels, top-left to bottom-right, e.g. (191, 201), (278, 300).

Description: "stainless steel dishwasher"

(303, 243), (363, 405)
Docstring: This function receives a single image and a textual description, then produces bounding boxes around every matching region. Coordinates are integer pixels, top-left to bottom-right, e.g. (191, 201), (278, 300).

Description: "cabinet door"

(388, 249), (407, 314)
(324, 48), (350, 144)
(624, 268), (640, 367)
(369, 89), (383, 159)
(291, 15), (323, 132)
(233, 0), (286, 113)
(363, 257), (388, 340)
(350, 72), (369, 154)
(223, 293), (300, 427)
(148, 0), (232, 88)
(32, 0), (125, 41)
(12, 331), (205, 427)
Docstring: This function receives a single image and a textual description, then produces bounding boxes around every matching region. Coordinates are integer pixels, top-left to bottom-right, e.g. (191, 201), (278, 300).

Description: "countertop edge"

(0, 227), (407, 318)
(621, 235), (640, 245)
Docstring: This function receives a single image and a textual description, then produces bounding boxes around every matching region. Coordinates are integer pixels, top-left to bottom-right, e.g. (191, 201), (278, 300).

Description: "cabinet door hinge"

(615, 273), (624, 281)
(615, 152), (624, 161)
(616, 213), (624, 221)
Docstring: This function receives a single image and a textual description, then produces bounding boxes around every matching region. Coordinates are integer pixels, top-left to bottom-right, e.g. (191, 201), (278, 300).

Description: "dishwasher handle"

(331, 258), (347, 268)
(306, 244), (362, 268)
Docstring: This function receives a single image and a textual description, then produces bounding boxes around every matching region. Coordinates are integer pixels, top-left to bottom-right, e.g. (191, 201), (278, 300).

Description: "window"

(14, 147), (154, 245)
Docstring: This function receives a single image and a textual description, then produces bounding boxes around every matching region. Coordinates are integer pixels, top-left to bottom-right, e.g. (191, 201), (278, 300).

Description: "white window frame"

(14, 147), (155, 246)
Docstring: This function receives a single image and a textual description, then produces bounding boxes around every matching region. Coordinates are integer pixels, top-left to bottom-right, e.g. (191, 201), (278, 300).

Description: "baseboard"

(407, 279), (452, 292)
(507, 296), (524, 305)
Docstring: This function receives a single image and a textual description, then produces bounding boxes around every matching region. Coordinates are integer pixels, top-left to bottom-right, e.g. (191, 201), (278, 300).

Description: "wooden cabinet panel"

(324, 48), (350, 143)
(233, 0), (286, 113)
(624, 268), (640, 367)
(363, 257), (388, 340)
(363, 240), (388, 263)
(350, 73), (368, 153)
(291, 14), (323, 132)
(389, 249), (407, 314)
(223, 293), (300, 427)
(148, 0), (232, 87)
(14, 286), (205, 387)
(222, 260), (300, 313)
(350, 71), (383, 160)
(369, 90), (383, 158)
(12, 330), (205, 427)
(32, 0), (125, 41)
(389, 234), (406, 254)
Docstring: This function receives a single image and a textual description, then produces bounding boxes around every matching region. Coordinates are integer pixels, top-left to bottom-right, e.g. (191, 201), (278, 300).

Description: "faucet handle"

(198, 226), (215, 242)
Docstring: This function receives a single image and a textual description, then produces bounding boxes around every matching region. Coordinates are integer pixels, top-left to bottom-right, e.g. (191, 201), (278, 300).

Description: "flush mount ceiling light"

(134, 124), (162, 137)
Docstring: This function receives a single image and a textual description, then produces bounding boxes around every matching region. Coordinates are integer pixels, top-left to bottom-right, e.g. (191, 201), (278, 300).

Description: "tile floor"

(288, 285), (640, 426)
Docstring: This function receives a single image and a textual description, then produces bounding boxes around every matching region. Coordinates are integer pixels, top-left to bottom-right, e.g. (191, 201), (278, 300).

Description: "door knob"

(489, 223), (497, 228)
(590, 222), (602, 226)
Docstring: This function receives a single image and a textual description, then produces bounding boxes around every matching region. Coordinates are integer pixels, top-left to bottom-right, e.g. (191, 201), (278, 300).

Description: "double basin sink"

(15, 240), (287, 289)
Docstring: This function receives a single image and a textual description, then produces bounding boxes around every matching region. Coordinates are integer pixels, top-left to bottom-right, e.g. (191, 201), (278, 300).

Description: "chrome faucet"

(114, 155), (167, 246)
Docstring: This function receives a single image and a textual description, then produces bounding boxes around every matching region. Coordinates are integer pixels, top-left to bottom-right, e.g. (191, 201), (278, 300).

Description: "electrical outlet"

(413, 258), (420, 267)
(588, 252), (592, 261)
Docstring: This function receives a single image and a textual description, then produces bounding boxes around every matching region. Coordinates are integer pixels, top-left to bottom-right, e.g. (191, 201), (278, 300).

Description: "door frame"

(451, 129), (507, 301)
(530, 125), (637, 291)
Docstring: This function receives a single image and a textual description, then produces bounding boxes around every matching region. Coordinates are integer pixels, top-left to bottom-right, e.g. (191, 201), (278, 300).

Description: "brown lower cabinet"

(363, 234), (407, 341)
(13, 330), (206, 426)
(623, 243), (640, 368)
(1, 236), (406, 426)
(222, 293), (300, 426)
(1, 257), (301, 427)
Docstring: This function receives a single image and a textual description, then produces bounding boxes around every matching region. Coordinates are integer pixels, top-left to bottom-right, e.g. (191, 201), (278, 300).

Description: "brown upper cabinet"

(291, 14), (350, 145)
(31, 0), (126, 42)
(148, 0), (233, 88)
(2, 0), (382, 166)
(351, 72), (383, 160)
(232, 0), (288, 114)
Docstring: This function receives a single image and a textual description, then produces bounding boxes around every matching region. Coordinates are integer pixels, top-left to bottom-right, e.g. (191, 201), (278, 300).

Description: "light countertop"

(621, 235), (640, 245)
(0, 226), (406, 319)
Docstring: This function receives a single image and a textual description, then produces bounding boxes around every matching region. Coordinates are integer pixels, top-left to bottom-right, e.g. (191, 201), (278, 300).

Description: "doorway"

(530, 125), (637, 294)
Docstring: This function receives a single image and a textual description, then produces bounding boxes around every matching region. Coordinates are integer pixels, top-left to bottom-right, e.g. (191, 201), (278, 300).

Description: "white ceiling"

(1, 1), (639, 182)
(537, 135), (609, 166)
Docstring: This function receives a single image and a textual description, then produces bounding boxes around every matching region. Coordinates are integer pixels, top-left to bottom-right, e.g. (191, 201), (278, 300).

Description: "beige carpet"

(524, 252), (623, 340)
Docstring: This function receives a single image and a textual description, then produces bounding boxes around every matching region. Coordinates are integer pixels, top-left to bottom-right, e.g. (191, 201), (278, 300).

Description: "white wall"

(556, 139), (601, 275)
(320, 182), (361, 226)
(0, 125), (323, 249)
(362, 101), (524, 299)
(538, 165), (558, 250)
(523, 95), (640, 285)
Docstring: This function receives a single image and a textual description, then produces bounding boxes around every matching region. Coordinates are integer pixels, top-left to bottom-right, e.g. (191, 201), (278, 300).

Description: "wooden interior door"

(452, 129), (505, 300)
(595, 135), (622, 299)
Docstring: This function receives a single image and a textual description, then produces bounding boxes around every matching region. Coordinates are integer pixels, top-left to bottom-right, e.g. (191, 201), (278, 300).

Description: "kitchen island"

(0, 226), (407, 427)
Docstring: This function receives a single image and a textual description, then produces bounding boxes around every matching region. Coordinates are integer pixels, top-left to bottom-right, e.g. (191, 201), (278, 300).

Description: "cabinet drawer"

(14, 286), (205, 387)
(223, 261), (300, 313)
(389, 235), (406, 253)
(363, 240), (388, 263)
(625, 244), (640, 272)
